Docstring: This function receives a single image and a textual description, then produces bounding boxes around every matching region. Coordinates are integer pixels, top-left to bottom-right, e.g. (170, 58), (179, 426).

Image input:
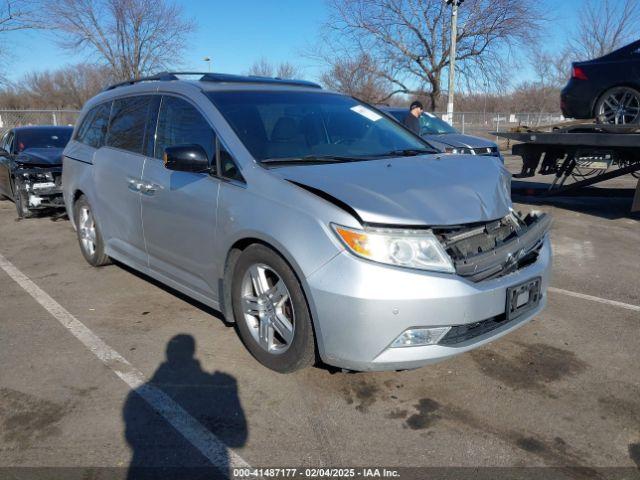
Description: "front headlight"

(22, 171), (53, 182)
(332, 224), (455, 273)
(444, 147), (473, 155)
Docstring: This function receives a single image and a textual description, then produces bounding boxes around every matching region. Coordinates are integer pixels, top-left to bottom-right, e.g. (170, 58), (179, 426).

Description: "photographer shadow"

(123, 334), (247, 480)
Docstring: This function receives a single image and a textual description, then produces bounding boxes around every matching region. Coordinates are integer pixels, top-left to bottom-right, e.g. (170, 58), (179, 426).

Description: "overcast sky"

(2, 0), (590, 87)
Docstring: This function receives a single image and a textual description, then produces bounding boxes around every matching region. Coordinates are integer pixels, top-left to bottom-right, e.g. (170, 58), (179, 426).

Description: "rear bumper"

(561, 80), (596, 119)
(307, 236), (552, 371)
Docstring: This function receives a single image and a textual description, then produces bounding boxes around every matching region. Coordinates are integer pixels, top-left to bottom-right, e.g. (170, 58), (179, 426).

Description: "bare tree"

(0, 63), (113, 109)
(44, 0), (195, 81)
(0, 0), (39, 32)
(25, 63), (114, 108)
(569, 0), (640, 61)
(320, 53), (395, 103)
(247, 58), (302, 79)
(275, 62), (301, 80)
(317, 0), (546, 110)
(0, 1), (40, 80)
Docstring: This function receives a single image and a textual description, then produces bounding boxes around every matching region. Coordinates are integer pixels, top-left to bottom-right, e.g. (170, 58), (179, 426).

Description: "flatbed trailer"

(496, 124), (640, 212)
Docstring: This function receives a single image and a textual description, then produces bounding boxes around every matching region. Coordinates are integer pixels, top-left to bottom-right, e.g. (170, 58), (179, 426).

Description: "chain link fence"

(434, 111), (566, 149)
(0, 110), (80, 136)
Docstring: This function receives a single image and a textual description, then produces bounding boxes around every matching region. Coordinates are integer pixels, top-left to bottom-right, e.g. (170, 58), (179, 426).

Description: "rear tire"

(231, 244), (315, 373)
(595, 86), (640, 125)
(74, 195), (110, 267)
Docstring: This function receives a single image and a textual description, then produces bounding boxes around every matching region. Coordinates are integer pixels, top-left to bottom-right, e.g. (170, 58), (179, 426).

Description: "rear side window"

(154, 96), (215, 161)
(76, 102), (111, 148)
(106, 96), (153, 154)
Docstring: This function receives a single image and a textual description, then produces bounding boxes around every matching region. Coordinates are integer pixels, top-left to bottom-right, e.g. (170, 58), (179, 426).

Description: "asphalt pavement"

(0, 158), (638, 480)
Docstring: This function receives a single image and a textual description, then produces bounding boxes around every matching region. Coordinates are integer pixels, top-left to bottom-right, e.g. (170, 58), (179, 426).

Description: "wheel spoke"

(272, 312), (294, 344)
(258, 317), (273, 351)
(79, 208), (88, 227)
(267, 280), (289, 306)
(619, 92), (629, 107)
(242, 295), (262, 316)
(249, 265), (270, 295)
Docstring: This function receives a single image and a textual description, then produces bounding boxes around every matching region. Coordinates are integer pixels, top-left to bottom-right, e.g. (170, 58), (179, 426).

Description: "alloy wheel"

(597, 87), (640, 125)
(78, 205), (97, 257)
(240, 263), (295, 354)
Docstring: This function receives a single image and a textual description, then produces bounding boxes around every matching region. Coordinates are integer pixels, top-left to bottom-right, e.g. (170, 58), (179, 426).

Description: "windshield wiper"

(261, 155), (360, 165)
(374, 148), (437, 158)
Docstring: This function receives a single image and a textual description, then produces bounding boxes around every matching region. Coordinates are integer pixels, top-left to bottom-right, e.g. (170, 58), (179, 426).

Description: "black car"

(0, 126), (73, 218)
(380, 107), (503, 161)
(561, 40), (640, 124)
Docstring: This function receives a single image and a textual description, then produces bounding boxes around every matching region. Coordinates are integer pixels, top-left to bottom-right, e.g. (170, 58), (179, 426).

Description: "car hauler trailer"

(496, 123), (640, 212)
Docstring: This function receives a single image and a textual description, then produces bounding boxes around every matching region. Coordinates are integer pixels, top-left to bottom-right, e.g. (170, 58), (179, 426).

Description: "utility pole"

(203, 57), (211, 72)
(445, 0), (462, 124)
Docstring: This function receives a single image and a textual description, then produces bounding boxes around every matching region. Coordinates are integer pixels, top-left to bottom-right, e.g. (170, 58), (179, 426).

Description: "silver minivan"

(63, 73), (552, 373)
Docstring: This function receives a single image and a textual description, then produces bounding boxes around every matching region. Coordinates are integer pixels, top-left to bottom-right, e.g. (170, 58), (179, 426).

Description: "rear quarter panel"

(582, 58), (640, 115)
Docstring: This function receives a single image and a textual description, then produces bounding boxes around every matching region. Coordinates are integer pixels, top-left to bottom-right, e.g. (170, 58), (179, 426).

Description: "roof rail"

(200, 73), (322, 89)
(103, 71), (322, 92)
(102, 72), (181, 91)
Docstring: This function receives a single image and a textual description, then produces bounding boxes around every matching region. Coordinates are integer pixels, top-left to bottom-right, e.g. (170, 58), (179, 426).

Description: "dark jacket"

(403, 113), (420, 135)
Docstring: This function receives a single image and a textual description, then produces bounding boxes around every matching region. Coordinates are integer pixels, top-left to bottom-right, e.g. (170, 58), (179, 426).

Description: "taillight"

(572, 66), (588, 80)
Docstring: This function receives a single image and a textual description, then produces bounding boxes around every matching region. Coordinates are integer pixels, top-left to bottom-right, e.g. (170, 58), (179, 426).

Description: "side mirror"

(163, 145), (210, 173)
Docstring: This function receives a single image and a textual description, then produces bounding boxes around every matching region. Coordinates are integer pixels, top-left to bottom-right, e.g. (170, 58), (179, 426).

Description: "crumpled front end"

(436, 210), (551, 282)
(14, 165), (64, 210)
(305, 210), (552, 371)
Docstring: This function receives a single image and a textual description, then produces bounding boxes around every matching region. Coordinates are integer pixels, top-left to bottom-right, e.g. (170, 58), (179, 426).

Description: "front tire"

(74, 195), (110, 267)
(231, 244), (315, 373)
(14, 188), (34, 219)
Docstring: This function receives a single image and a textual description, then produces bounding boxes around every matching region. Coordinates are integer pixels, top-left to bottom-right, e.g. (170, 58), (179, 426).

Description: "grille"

(438, 314), (508, 345)
(472, 146), (500, 156)
(435, 212), (551, 282)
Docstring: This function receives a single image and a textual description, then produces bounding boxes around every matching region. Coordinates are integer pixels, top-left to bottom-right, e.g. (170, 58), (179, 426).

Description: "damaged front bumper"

(438, 211), (552, 282)
(306, 211), (552, 371)
(14, 165), (64, 209)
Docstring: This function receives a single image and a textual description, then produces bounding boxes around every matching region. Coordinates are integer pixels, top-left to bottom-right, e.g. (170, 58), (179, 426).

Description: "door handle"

(140, 183), (161, 196)
(127, 179), (143, 192)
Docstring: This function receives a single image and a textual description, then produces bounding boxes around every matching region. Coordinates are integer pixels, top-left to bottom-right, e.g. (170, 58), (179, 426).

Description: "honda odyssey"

(63, 72), (552, 373)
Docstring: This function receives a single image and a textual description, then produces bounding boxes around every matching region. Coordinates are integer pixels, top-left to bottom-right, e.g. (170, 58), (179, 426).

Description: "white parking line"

(0, 253), (251, 474)
(548, 286), (640, 313)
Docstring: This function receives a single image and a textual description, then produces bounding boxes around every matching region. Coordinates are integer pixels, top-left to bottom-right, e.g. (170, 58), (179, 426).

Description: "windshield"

(419, 113), (457, 135)
(207, 91), (433, 162)
(384, 109), (457, 135)
(16, 128), (73, 152)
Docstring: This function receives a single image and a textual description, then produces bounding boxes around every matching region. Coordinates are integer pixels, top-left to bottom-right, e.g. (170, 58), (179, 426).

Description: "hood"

(15, 148), (64, 167)
(271, 155), (512, 226)
(423, 133), (497, 149)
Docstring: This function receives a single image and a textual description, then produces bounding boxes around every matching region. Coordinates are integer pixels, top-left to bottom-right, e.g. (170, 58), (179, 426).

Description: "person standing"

(403, 101), (424, 135)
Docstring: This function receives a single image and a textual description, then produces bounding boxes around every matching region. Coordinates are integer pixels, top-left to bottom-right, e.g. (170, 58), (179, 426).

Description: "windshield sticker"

(350, 105), (382, 121)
